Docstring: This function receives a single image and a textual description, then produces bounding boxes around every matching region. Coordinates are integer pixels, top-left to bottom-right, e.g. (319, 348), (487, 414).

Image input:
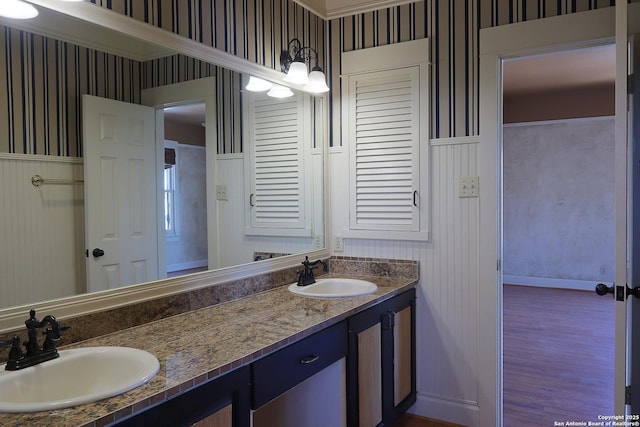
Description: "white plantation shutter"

(245, 92), (311, 236)
(349, 67), (421, 231)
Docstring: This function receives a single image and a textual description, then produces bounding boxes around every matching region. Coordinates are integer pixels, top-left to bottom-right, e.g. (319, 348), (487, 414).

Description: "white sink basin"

(0, 346), (159, 413)
(288, 278), (378, 298)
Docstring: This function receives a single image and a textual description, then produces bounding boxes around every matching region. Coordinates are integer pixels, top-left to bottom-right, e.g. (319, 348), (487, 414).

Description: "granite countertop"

(0, 273), (416, 427)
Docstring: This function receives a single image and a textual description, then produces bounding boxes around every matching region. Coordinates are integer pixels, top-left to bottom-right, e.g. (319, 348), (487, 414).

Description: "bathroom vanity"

(0, 271), (416, 427)
(115, 287), (416, 427)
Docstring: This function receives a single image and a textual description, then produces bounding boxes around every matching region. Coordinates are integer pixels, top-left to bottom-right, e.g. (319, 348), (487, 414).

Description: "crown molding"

(294, 0), (416, 20)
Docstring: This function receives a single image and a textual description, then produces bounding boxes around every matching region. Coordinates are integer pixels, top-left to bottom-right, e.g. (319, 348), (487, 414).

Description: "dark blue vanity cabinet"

(347, 288), (417, 427)
(251, 321), (348, 409)
(114, 366), (251, 427)
(112, 289), (415, 427)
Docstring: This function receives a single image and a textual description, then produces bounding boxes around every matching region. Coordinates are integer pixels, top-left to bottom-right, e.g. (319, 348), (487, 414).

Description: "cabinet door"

(115, 367), (250, 427)
(190, 405), (232, 427)
(347, 289), (416, 427)
(355, 322), (383, 427)
(394, 305), (413, 408)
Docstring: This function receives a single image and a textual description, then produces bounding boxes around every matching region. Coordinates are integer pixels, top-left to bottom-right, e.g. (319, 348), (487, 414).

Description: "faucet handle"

(25, 309), (39, 329)
(0, 336), (24, 361)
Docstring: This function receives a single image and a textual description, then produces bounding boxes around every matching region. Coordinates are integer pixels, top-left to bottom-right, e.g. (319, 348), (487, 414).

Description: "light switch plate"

(458, 176), (479, 198)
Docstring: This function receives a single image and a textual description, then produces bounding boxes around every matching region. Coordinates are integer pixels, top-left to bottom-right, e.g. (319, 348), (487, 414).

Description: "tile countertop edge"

(0, 274), (417, 427)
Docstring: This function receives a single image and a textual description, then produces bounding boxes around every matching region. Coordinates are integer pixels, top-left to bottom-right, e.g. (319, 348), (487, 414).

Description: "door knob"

(595, 283), (614, 296)
(92, 248), (105, 258)
(626, 284), (640, 299)
(595, 283), (640, 300)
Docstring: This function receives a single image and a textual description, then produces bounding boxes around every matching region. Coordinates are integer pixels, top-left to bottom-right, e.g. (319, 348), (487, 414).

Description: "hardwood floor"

(503, 285), (615, 426)
(394, 414), (464, 427)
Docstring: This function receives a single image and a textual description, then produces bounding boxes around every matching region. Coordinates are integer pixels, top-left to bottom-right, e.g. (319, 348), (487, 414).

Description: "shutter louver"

(253, 97), (301, 225)
(245, 92), (311, 236)
(350, 68), (420, 231)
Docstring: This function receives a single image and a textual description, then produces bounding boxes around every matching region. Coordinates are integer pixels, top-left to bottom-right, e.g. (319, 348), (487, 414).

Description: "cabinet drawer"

(251, 321), (347, 408)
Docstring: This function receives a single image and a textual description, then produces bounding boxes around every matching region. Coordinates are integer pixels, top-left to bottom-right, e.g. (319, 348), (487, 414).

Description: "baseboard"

(167, 259), (208, 273)
(409, 393), (479, 427)
(502, 275), (609, 292)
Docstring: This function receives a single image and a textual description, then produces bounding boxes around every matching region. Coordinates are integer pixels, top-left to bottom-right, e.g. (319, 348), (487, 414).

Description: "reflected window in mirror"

(164, 140), (179, 240)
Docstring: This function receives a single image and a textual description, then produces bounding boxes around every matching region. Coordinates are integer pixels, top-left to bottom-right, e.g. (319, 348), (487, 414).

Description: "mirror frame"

(0, 0), (329, 333)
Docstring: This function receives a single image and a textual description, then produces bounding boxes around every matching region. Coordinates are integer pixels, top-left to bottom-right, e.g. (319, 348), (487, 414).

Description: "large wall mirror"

(0, 1), (327, 330)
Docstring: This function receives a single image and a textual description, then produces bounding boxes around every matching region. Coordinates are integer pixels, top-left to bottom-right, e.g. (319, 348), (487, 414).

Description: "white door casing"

(83, 94), (158, 292)
(628, 5), (640, 414)
(140, 77), (218, 270)
(478, 8), (619, 426)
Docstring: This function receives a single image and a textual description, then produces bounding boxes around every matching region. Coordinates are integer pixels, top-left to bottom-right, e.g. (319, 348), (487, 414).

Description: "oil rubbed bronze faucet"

(297, 256), (328, 286)
(0, 309), (69, 371)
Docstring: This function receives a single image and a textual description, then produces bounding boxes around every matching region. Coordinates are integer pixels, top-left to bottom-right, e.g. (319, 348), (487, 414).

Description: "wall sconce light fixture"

(244, 77), (294, 98)
(267, 85), (294, 98)
(280, 39), (329, 93)
(0, 0), (38, 19)
(245, 76), (274, 92)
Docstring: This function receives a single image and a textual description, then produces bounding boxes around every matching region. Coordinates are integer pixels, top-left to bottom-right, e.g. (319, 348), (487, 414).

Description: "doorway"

(501, 46), (616, 424)
(163, 102), (209, 277)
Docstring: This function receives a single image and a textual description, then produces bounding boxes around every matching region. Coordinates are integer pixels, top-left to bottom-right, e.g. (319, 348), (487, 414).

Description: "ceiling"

(164, 103), (206, 128)
(503, 44), (615, 96)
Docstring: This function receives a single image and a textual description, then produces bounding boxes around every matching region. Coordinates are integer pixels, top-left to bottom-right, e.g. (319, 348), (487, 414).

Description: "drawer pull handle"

(300, 354), (320, 364)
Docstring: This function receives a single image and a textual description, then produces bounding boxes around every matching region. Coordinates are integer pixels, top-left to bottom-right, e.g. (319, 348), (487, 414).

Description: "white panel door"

(83, 95), (158, 292)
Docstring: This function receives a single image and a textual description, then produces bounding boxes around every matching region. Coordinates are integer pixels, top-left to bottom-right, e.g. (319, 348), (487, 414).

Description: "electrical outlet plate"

(334, 235), (344, 252)
(458, 176), (479, 198)
(216, 185), (229, 201)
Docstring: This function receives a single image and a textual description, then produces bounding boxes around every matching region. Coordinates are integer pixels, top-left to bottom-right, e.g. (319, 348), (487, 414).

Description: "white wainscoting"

(0, 154), (84, 308)
(329, 137), (480, 426)
(215, 153), (319, 269)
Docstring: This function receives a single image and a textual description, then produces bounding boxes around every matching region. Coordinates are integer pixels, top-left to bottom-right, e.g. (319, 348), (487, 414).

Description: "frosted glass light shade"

(304, 70), (330, 93)
(283, 61), (309, 85)
(267, 85), (294, 98)
(245, 76), (273, 92)
(0, 0), (38, 19)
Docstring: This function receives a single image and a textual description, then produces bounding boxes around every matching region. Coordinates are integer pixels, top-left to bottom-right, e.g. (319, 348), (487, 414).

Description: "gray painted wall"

(503, 117), (615, 284)
(166, 144), (208, 270)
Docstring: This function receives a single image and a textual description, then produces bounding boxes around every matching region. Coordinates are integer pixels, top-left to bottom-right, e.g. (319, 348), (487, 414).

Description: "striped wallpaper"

(329, 0), (615, 143)
(0, 29), (249, 156)
(0, 0), (625, 156)
(91, 0), (326, 76)
(0, 27), (142, 157)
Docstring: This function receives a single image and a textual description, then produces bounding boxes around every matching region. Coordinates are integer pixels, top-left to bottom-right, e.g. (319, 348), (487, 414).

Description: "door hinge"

(629, 74), (635, 95)
(381, 310), (395, 331)
(626, 385), (632, 405)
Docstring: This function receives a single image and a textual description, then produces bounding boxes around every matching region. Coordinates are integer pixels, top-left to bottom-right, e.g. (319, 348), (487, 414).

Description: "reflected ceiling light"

(245, 76), (273, 92)
(0, 0), (39, 19)
(280, 38), (329, 92)
(267, 85), (294, 98)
